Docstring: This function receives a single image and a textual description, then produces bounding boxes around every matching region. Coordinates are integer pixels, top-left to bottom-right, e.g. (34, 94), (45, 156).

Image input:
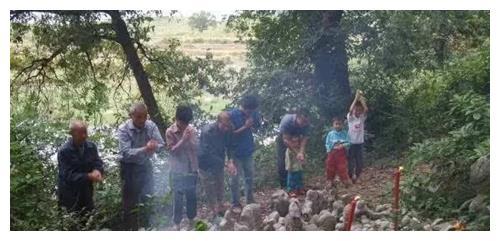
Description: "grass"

(196, 93), (231, 115)
(150, 16), (239, 42)
(150, 16), (247, 70)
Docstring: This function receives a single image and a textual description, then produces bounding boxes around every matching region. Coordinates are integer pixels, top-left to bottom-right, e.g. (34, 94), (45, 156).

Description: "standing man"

(276, 109), (310, 189)
(57, 120), (104, 216)
(117, 102), (165, 230)
(165, 105), (199, 230)
(198, 111), (234, 219)
(227, 95), (261, 209)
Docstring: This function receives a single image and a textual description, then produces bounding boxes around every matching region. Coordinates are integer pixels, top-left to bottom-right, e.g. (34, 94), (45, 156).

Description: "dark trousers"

(58, 183), (94, 230)
(348, 143), (364, 179)
(120, 161), (153, 230)
(276, 134), (288, 188)
(172, 173), (197, 225)
(58, 183), (94, 213)
(287, 171), (304, 192)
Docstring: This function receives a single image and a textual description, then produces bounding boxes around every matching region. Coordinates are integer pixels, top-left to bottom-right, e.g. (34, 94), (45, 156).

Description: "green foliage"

(10, 116), (118, 230)
(10, 11), (233, 126)
(10, 119), (64, 230)
(346, 11), (489, 156)
(194, 220), (208, 231)
(401, 46), (489, 225)
(188, 11), (217, 32)
(229, 11), (489, 229)
(252, 143), (278, 189)
(11, 10), (490, 230)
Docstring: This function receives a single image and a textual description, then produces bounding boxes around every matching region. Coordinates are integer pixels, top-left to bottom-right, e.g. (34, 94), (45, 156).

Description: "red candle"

(344, 196), (360, 231)
(393, 166), (403, 230)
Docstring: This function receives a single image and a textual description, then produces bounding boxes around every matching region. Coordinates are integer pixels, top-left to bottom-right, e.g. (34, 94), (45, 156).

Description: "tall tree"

(311, 11), (351, 120)
(11, 10), (232, 135)
(227, 11), (351, 122)
(106, 10), (166, 133)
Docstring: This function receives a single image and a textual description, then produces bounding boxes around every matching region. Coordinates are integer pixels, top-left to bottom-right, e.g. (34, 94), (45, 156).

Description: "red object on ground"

(344, 196), (360, 231)
(325, 147), (350, 182)
(393, 167), (403, 230)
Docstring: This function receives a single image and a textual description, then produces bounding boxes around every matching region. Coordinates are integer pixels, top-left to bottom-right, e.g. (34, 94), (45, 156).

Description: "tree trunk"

(107, 11), (167, 137)
(311, 10), (351, 121)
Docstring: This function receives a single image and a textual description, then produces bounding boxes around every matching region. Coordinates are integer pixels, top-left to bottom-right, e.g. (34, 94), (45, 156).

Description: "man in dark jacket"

(198, 111), (234, 218)
(57, 120), (104, 214)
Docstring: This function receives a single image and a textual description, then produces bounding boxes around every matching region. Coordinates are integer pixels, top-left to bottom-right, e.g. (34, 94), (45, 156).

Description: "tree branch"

(13, 46), (67, 82)
(84, 50), (99, 84)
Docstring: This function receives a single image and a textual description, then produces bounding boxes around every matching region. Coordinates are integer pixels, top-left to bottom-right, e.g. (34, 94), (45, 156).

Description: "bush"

(10, 116), (157, 230)
(10, 117), (72, 230)
(253, 143), (279, 189)
(401, 44), (489, 228)
(188, 11), (217, 32)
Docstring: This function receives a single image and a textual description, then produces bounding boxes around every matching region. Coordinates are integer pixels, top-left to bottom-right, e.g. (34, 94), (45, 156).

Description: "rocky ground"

(162, 166), (466, 231)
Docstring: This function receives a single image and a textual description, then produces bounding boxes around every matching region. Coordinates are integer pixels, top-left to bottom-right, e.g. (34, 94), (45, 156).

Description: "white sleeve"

(347, 112), (353, 121)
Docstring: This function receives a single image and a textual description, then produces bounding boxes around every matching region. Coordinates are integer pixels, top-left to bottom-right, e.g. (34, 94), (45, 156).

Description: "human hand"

(226, 160), (237, 176)
(182, 127), (193, 140)
(94, 170), (104, 182)
(148, 139), (158, 149)
(146, 140), (158, 153)
(299, 158), (306, 165)
(244, 118), (254, 129)
(88, 170), (103, 182)
(170, 143), (180, 152)
(296, 152), (305, 162)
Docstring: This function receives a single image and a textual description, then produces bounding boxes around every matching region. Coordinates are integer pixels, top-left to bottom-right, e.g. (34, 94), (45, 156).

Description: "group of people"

(56, 91), (368, 230)
(277, 90), (368, 196)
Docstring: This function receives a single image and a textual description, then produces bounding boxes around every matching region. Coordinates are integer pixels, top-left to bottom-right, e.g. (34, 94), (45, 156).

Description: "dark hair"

(293, 107), (310, 118)
(332, 116), (344, 123)
(175, 105), (193, 124)
(240, 95), (259, 110)
(354, 101), (363, 107)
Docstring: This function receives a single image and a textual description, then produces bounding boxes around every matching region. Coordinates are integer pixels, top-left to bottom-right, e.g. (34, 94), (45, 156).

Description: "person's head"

(240, 95), (259, 116)
(332, 116), (344, 131)
(217, 111), (233, 132)
(294, 108), (309, 127)
(129, 102), (148, 129)
(354, 102), (364, 117)
(289, 136), (301, 149)
(175, 105), (193, 130)
(69, 120), (88, 146)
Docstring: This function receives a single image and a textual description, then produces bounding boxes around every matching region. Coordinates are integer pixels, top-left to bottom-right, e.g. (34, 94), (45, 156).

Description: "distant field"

(150, 16), (247, 70)
(147, 15), (242, 116)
